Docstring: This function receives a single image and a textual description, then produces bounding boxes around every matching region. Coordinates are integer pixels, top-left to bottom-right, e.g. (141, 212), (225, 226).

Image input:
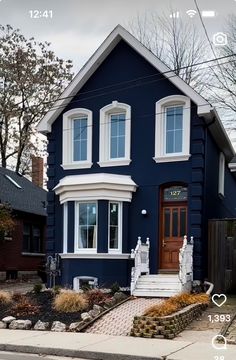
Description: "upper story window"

(218, 152), (225, 196)
(62, 108), (92, 169)
(154, 95), (191, 163)
(98, 101), (131, 167)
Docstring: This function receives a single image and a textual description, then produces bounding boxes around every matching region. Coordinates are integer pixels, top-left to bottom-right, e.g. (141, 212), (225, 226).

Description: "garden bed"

(130, 293), (209, 339)
(0, 287), (127, 331)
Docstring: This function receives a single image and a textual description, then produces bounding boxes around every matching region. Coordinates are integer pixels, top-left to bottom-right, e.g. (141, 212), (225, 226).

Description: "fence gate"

(208, 219), (236, 294)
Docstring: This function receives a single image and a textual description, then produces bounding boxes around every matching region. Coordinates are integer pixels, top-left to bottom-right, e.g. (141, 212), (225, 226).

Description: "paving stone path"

(85, 297), (162, 336)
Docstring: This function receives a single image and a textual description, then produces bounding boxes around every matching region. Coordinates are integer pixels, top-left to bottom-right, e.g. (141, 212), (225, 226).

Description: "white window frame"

(98, 101), (131, 167)
(74, 201), (97, 254)
(153, 95), (191, 163)
(108, 202), (122, 253)
(62, 108), (92, 169)
(218, 152), (225, 196)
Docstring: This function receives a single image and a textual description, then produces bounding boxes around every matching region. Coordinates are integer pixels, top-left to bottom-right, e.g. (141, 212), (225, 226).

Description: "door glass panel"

(172, 208), (178, 237)
(180, 208), (187, 237)
(164, 208), (170, 237)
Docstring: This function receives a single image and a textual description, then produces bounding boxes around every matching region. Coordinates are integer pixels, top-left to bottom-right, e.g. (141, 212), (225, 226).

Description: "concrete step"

(133, 289), (180, 297)
(135, 283), (181, 290)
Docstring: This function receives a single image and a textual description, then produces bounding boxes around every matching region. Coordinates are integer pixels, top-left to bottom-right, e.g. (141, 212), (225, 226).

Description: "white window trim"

(218, 152), (225, 196)
(74, 201), (98, 253)
(108, 202), (122, 254)
(62, 108), (92, 170)
(153, 95), (191, 163)
(63, 202), (68, 253)
(98, 101), (131, 167)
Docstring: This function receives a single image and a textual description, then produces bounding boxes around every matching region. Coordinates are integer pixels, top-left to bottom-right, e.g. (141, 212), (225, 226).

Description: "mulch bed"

(0, 291), (94, 326)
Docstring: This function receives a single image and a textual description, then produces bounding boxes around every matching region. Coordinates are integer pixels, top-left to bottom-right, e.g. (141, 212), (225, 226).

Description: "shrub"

(52, 285), (61, 295)
(12, 292), (25, 302)
(0, 290), (12, 305)
(144, 293), (210, 317)
(12, 297), (40, 316)
(85, 289), (108, 307)
(110, 282), (120, 295)
(54, 291), (88, 313)
(33, 283), (43, 294)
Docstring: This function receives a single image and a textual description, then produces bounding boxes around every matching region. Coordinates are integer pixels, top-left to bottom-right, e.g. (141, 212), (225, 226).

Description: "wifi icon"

(186, 9), (197, 18)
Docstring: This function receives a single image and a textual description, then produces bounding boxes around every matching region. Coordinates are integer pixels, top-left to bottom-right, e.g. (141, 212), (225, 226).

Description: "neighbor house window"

(108, 202), (122, 252)
(62, 108), (92, 169)
(75, 202), (97, 251)
(99, 101), (131, 167)
(218, 152), (225, 196)
(23, 223), (43, 253)
(154, 95), (191, 162)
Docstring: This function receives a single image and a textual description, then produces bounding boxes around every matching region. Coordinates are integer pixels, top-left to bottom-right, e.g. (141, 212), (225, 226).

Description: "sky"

(0, 0), (236, 72)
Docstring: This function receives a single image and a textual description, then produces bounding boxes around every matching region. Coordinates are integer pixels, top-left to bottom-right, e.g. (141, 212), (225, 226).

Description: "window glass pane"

(172, 209), (178, 237)
(110, 113), (126, 159)
(109, 203), (119, 249)
(78, 203), (96, 249)
(166, 131), (174, 153)
(32, 226), (41, 253)
(73, 117), (87, 161)
(175, 130), (183, 152)
(164, 208), (170, 237)
(165, 106), (183, 154)
(23, 224), (30, 252)
(180, 208), (187, 237)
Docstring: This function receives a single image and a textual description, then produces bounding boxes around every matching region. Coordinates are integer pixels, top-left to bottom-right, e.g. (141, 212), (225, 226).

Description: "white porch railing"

(130, 237), (150, 295)
(179, 235), (194, 292)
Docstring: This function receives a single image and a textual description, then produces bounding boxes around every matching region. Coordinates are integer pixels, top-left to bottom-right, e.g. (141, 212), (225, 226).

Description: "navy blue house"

(37, 25), (236, 294)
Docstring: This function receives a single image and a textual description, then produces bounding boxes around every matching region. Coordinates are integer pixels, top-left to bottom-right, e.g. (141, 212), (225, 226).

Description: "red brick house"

(0, 161), (47, 281)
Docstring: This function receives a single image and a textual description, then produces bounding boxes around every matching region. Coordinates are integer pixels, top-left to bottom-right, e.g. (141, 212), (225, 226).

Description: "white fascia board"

(37, 25), (211, 133)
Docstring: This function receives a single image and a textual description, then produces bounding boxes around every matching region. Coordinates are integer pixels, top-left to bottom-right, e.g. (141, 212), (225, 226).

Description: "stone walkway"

(85, 297), (162, 336)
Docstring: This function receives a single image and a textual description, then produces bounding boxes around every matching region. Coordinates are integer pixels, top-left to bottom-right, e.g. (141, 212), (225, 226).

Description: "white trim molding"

(98, 101), (131, 167)
(60, 253), (130, 259)
(218, 152), (225, 196)
(63, 202), (68, 253)
(37, 25), (212, 134)
(62, 108), (92, 170)
(54, 173), (137, 204)
(153, 95), (191, 163)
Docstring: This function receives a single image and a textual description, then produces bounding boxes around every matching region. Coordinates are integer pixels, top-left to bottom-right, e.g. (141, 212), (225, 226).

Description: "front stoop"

(132, 274), (182, 297)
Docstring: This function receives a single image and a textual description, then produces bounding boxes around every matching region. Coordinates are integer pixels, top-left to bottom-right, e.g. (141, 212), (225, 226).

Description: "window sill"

(153, 154), (191, 163)
(61, 162), (92, 170)
(21, 252), (45, 257)
(60, 253), (130, 259)
(97, 159), (131, 167)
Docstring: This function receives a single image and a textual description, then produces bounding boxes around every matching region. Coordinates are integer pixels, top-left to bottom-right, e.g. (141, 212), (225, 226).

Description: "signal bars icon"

(169, 11), (180, 19)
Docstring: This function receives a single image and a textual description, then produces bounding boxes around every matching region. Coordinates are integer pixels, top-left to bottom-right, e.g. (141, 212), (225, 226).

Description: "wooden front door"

(160, 186), (188, 270)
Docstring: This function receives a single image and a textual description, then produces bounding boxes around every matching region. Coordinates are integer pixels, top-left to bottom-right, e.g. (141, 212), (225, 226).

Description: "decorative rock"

(9, 320), (32, 330)
(51, 321), (66, 332)
(2, 316), (16, 324)
(34, 320), (50, 331)
(93, 304), (103, 313)
(113, 292), (127, 303)
(0, 321), (7, 329)
(88, 308), (100, 318)
(104, 298), (116, 309)
(69, 321), (85, 332)
(81, 312), (92, 322)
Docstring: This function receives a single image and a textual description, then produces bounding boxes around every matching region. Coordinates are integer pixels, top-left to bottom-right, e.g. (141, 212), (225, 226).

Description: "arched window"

(98, 101), (131, 167)
(62, 108), (92, 169)
(154, 95), (191, 163)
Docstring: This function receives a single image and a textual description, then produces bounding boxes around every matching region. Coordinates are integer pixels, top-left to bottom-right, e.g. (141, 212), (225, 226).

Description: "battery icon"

(202, 10), (216, 18)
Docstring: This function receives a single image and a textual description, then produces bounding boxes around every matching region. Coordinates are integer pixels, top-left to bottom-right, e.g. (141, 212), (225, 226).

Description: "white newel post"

(179, 235), (194, 292)
(130, 236), (150, 295)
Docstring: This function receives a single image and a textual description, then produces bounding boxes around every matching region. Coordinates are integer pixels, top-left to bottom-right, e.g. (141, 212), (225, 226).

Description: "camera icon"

(213, 32), (228, 46)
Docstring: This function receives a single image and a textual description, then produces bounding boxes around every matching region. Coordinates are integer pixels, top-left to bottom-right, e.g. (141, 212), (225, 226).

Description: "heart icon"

(212, 294), (227, 307)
